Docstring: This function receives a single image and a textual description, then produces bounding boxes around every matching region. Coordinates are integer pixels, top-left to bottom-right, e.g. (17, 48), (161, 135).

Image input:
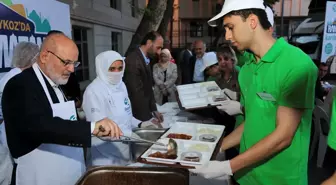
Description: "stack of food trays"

(177, 81), (227, 109)
(140, 122), (225, 168)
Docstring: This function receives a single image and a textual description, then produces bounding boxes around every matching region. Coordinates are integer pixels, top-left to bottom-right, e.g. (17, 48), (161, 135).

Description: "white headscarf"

(95, 50), (125, 89)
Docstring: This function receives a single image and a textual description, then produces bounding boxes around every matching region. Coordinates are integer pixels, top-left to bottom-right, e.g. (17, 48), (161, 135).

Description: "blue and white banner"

(321, 1), (336, 63)
(0, 0), (71, 77)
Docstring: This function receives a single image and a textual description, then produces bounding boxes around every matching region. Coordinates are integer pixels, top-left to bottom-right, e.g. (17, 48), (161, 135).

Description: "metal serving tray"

(75, 166), (189, 185)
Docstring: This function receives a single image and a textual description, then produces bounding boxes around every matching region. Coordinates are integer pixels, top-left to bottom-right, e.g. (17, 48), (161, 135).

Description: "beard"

(147, 48), (156, 59)
(45, 63), (70, 85)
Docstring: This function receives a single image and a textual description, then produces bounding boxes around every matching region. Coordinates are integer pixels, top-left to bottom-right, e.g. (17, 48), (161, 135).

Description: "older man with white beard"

(2, 32), (123, 185)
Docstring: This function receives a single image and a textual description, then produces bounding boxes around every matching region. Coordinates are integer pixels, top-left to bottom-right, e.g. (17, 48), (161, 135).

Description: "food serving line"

(76, 82), (231, 185)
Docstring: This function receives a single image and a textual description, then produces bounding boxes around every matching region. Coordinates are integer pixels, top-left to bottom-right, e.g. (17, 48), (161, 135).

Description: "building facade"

(272, 0), (310, 39)
(170, 0), (221, 49)
(169, 0), (311, 48)
(56, 0), (145, 89)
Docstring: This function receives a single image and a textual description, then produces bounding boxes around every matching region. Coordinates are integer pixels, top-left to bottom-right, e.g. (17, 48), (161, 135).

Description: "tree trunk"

(157, 0), (174, 42)
(125, 0), (168, 57)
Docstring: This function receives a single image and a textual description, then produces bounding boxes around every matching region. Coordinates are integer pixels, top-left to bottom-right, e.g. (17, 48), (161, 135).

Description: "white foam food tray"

(160, 122), (225, 144)
(177, 82), (227, 109)
(141, 138), (217, 167)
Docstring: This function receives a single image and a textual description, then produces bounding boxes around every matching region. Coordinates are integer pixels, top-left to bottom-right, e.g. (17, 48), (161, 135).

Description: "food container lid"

(199, 134), (217, 142)
(181, 151), (202, 162)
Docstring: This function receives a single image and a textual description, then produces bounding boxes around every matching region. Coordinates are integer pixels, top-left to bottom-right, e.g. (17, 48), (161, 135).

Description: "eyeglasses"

(47, 51), (80, 67)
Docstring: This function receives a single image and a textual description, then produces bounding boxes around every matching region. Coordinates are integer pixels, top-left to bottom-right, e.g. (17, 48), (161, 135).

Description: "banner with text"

(321, 1), (336, 63)
(0, 0), (71, 76)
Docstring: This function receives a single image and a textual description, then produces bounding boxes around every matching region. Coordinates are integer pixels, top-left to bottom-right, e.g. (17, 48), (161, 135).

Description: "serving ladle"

(97, 125), (178, 154)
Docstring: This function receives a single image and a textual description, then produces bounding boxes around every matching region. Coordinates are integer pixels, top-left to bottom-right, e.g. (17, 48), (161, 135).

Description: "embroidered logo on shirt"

(124, 97), (132, 114)
(70, 115), (76, 121)
(124, 98), (129, 106)
(91, 108), (100, 113)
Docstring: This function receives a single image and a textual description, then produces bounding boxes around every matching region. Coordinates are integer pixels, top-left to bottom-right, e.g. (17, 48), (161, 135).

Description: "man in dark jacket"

(178, 43), (193, 85)
(123, 31), (164, 122)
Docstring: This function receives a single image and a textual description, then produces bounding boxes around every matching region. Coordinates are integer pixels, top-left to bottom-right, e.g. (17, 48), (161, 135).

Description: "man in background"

(178, 43), (193, 85)
(183, 40), (206, 84)
(123, 31), (164, 122)
(315, 56), (334, 101)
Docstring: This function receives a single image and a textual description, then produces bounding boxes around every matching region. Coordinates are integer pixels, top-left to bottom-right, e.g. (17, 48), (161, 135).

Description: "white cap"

(265, 6), (274, 27)
(201, 52), (218, 72)
(208, 0), (265, 27)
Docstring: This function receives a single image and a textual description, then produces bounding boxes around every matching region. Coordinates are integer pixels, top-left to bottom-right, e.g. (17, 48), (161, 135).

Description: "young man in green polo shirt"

(322, 92), (336, 185)
(190, 0), (317, 185)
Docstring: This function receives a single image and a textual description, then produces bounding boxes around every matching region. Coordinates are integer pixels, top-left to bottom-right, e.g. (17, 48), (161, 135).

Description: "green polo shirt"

(328, 91), (336, 150)
(236, 38), (317, 185)
(236, 51), (254, 67)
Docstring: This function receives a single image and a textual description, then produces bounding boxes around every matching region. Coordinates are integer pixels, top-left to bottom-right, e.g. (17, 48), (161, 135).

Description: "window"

(72, 26), (89, 82)
(111, 31), (121, 53)
(190, 22), (203, 37)
(110, 0), (121, 10)
(131, 0), (138, 18)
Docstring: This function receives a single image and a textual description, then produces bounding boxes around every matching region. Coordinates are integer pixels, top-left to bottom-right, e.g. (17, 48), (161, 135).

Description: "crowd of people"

(1, 0), (336, 185)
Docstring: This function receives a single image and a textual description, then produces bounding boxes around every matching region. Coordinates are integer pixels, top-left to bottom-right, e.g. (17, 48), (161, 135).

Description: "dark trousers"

(11, 163), (17, 185)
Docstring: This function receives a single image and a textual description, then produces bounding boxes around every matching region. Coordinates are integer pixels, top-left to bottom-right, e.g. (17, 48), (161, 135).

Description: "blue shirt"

(193, 58), (205, 82)
(139, 48), (150, 65)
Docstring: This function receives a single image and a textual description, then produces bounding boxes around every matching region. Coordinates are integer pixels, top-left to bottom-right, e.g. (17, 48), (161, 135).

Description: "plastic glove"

(140, 118), (162, 128)
(189, 160), (232, 179)
(222, 88), (238, 101)
(217, 100), (242, 116)
(153, 111), (164, 123)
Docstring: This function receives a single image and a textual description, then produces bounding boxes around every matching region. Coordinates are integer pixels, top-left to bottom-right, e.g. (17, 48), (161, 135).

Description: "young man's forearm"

(220, 122), (244, 151)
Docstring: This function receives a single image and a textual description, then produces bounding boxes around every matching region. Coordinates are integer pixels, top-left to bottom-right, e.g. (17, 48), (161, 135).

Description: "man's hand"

(93, 118), (123, 138)
(189, 160), (233, 179)
(140, 118), (162, 128)
(153, 111), (164, 123)
(217, 100), (242, 116)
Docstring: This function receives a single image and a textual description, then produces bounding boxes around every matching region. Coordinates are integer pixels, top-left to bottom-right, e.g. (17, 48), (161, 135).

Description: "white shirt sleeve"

(131, 117), (142, 128)
(91, 122), (96, 133)
(82, 88), (106, 122)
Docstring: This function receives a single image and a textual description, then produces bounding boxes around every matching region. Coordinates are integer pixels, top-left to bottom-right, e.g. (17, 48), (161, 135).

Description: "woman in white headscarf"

(82, 50), (159, 166)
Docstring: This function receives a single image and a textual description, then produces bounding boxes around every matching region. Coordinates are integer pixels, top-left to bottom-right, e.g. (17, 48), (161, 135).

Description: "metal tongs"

(97, 125), (177, 155)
